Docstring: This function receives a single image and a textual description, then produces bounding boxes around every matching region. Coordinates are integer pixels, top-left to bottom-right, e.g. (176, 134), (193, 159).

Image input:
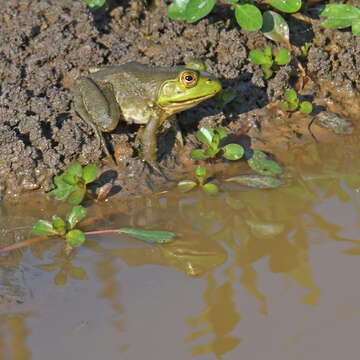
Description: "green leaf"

(202, 183), (219, 196)
(226, 174), (284, 188)
(117, 228), (175, 243)
(352, 18), (360, 35)
(185, 0), (216, 23)
(168, 0), (190, 20)
(82, 164), (97, 184)
(67, 188), (86, 205)
(62, 173), (78, 185)
(66, 163), (83, 178)
(215, 128), (228, 141)
(66, 205), (87, 230)
(32, 219), (59, 236)
(274, 48), (291, 65)
(54, 268), (68, 286)
(300, 101), (313, 115)
(52, 216), (66, 235)
(222, 144), (244, 160)
(263, 68), (273, 79)
(190, 149), (208, 161)
(247, 150), (283, 176)
(204, 148), (219, 158)
(319, 4), (360, 29)
(262, 11), (289, 43)
(285, 89), (298, 104)
(264, 46), (272, 58)
(69, 265), (88, 280)
(195, 165), (206, 184)
(82, 0), (107, 10)
(177, 180), (197, 192)
(197, 127), (214, 146)
(66, 229), (85, 247)
(268, 0), (301, 13)
(249, 49), (267, 65)
(235, 4), (263, 31)
(46, 182), (76, 201)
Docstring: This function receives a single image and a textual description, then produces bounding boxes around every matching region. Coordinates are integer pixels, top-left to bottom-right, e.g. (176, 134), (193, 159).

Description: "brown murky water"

(2, 133), (360, 360)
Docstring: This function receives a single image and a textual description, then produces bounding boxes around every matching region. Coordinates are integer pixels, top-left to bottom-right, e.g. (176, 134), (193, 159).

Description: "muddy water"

(1, 134), (360, 360)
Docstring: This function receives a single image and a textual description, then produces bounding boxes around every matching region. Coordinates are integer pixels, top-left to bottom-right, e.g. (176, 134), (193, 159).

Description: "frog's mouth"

(164, 93), (217, 112)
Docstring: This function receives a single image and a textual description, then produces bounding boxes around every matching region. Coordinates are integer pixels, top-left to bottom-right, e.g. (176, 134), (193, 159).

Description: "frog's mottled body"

(72, 60), (222, 173)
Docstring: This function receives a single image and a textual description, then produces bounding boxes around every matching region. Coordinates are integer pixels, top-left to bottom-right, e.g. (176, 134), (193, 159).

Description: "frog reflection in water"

(73, 60), (222, 173)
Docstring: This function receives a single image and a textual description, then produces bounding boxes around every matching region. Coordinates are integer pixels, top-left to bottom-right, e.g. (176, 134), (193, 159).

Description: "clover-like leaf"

(168, 0), (190, 20)
(262, 11), (289, 43)
(274, 48), (291, 65)
(195, 165), (206, 184)
(116, 228), (175, 243)
(319, 4), (360, 29)
(197, 127), (214, 146)
(300, 101), (313, 115)
(249, 49), (267, 65)
(66, 229), (86, 247)
(202, 183), (219, 196)
(67, 188), (86, 205)
(222, 144), (244, 160)
(66, 163), (83, 178)
(235, 4), (263, 31)
(263, 68), (273, 79)
(268, 0), (301, 13)
(285, 89), (298, 105)
(82, 164), (97, 184)
(32, 219), (58, 236)
(185, 0), (216, 23)
(68, 265), (88, 280)
(190, 149), (208, 161)
(352, 18), (360, 36)
(66, 205), (87, 230)
(52, 216), (66, 235)
(177, 180), (197, 192)
(54, 268), (68, 286)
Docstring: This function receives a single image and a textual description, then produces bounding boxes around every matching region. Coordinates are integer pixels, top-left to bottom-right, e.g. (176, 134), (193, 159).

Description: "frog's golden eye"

(181, 71), (198, 88)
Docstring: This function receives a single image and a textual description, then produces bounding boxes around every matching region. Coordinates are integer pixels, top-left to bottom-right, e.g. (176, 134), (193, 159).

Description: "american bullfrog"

(72, 60), (222, 173)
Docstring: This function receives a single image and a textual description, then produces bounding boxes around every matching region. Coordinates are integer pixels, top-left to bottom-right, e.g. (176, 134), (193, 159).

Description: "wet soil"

(1, 0), (360, 200)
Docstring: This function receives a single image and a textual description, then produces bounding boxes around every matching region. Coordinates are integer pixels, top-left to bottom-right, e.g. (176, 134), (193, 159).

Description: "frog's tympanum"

(72, 60), (222, 173)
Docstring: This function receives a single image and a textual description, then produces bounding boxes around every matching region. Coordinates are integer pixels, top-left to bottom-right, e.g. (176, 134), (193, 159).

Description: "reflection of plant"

(250, 46), (291, 79)
(319, 4), (360, 36)
(278, 89), (313, 115)
(178, 165), (219, 195)
(190, 127), (244, 161)
(35, 250), (88, 286)
(47, 163), (98, 205)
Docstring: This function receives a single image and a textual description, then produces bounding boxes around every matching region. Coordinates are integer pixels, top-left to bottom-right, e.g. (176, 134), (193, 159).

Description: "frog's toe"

(143, 159), (171, 180)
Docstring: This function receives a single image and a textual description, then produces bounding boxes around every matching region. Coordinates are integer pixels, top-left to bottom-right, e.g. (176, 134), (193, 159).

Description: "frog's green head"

(157, 64), (222, 114)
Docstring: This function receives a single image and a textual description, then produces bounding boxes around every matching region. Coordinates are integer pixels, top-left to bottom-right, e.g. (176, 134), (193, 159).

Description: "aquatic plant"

(190, 127), (244, 161)
(249, 46), (291, 79)
(278, 89), (313, 115)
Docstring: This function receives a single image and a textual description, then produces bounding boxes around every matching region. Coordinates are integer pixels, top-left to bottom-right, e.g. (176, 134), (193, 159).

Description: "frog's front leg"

(140, 114), (168, 176)
(73, 77), (120, 164)
(167, 115), (184, 148)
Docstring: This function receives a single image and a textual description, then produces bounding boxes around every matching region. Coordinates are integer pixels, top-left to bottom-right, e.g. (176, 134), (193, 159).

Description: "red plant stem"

(0, 235), (57, 254)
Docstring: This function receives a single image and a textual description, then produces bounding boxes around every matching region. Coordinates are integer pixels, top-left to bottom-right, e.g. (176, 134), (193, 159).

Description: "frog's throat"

(160, 93), (216, 113)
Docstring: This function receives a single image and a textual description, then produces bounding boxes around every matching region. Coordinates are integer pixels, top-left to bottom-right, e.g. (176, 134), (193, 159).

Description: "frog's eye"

(181, 71), (198, 88)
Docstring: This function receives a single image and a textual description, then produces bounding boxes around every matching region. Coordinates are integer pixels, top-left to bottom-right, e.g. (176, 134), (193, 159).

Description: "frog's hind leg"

(73, 77), (118, 164)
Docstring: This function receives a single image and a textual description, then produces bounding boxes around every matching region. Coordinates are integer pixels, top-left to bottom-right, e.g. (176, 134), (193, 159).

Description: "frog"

(72, 60), (222, 173)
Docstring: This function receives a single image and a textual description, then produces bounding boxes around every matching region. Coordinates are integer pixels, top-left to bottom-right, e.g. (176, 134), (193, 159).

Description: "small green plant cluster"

(178, 165), (219, 195)
(168, 0), (301, 32)
(81, 0), (109, 13)
(278, 89), (312, 115)
(32, 205), (87, 248)
(319, 4), (360, 36)
(178, 127), (284, 195)
(249, 46), (291, 79)
(47, 163), (97, 205)
(190, 127), (244, 161)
